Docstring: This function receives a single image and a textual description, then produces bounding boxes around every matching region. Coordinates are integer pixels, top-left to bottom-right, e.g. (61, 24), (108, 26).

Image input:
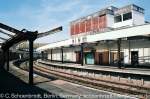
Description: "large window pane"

(123, 12), (132, 21)
(114, 15), (122, 23)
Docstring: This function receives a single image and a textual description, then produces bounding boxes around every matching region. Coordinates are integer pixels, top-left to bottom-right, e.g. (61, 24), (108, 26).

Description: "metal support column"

(81, 43), (84, 66)
(117, 38), (121, 69)
(51, 49), (53, 61)
(61, 47), (64, 63)
(45, 51), (48, 60)
(41, 51), (44, 60)
(128, 40), (131, 63)
(6, 49), (9, 71)
(29, 40), (34, 85)
(1, 50), (6, 70)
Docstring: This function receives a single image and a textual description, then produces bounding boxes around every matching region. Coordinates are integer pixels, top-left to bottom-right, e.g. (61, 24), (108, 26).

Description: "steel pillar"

(61, 47), (64, 63)
(81, 43), (84, 66)
(128, 40), (131, 63)
(1, 50), (5, 70)
(29, 40), (34, 85)
(117, 38), (121, 69)
(41, 51), (44, 60)
(6, 49), (9, 71)
(51, 49), (53, 61)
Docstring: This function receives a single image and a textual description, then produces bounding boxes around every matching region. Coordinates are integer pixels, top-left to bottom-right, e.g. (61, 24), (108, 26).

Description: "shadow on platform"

(0, 69), (64, 99)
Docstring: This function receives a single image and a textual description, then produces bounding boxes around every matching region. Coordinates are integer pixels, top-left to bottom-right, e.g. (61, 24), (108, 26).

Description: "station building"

(37, 4), (150, 67)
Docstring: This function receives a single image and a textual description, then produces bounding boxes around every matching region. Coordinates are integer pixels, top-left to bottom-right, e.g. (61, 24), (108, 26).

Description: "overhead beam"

(0, 23), (22, 34)
(0, 29), (14, 37)
(37, 26), (62, 38)
(0, 37), (7, 41)
(127, 35), (150, 40)
(1, 31), (37, 50)
(1, 33), (26, 50)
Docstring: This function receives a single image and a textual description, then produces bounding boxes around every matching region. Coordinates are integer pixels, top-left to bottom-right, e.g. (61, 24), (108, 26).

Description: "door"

(131, 51), (139, 66)
(76, 52), (81, 64)
(99, 51), (109, 65)
(85, 53), (94, 65)
(99, 53), (103, 65)
(103, 51), (109, 65)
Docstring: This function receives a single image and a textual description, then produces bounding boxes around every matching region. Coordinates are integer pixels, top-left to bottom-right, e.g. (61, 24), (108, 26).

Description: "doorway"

(76, 52), (81, 64)
(98, 51), (109, 65)
(99, 53), (103, 65)
(85, 52), (95, 65)
(131, 51), (139, 66)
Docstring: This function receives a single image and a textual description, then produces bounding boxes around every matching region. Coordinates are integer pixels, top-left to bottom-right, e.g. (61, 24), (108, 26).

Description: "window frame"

(123, 12), (132, 21)
(114, 15), (122, 23)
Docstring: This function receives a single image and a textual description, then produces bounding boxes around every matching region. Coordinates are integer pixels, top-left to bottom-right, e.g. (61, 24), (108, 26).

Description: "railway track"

(33, 62), (150, 98)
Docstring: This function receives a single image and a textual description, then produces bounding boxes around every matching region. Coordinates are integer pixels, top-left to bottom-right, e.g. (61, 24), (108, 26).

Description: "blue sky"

(0, 0), (150, 43)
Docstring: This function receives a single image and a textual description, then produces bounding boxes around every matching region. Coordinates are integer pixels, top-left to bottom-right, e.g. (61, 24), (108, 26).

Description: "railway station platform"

(2, 62), (137, 99)
(37, 60), (150, 76)
(0, 67), (64, 99)
(35, 60), (150, 98)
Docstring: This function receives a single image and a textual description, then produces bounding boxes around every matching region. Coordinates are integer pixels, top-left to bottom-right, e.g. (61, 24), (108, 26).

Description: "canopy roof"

(37, 23), (150, 51)
(0, 23), (62, 50)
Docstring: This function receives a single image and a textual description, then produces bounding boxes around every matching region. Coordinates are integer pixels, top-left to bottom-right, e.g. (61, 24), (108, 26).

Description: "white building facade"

(37, 4), (150, 68)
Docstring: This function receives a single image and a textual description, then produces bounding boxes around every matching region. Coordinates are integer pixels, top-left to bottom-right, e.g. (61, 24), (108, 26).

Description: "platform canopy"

(37, 39), (72, 51)
(0, 28), (15, 47)
(0, 22), (62, 85)
(86, 23), (150, 43)
(37, 23), (150, 51)
(0, 23), (62, 50)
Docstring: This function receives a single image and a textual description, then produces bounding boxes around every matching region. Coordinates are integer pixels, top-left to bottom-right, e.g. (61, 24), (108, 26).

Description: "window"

(78, 38), (80, 43)
(133, 5), (144, 14)
(72, 39), (74, 43)
(114, 15), (122, 23)
(82, 37), (87, 42)
(123, 12), (132, 21)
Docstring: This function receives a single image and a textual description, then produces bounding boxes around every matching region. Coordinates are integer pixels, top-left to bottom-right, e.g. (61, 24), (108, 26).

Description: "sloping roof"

(37, 39), (72, 51)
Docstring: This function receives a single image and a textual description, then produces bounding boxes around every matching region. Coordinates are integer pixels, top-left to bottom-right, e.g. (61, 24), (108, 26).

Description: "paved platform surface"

(0, 69), (62, 99)
(37, 80), (136, 99)
(38, 60), (150, 76)
(7, 62), (138, 99)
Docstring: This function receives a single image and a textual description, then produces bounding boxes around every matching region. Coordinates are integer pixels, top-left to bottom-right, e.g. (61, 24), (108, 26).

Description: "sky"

(0, 0), (150, 43)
